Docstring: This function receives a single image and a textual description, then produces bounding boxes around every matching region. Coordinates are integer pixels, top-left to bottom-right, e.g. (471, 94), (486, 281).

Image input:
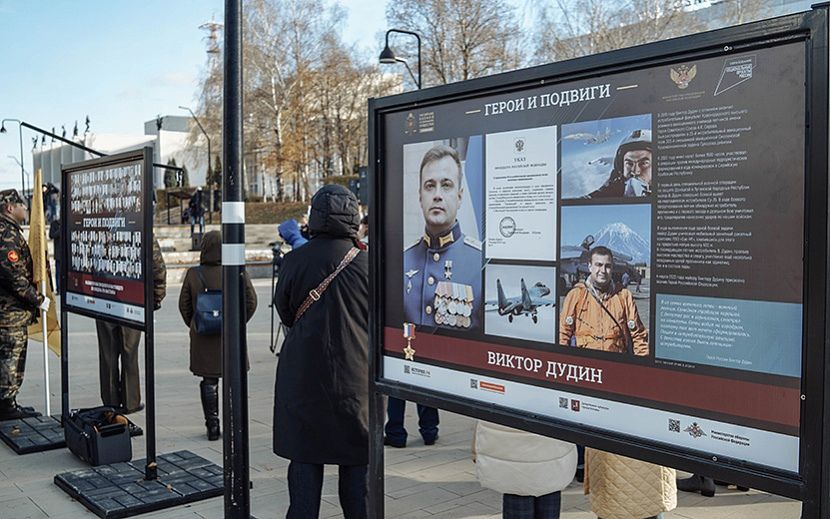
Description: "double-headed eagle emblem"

(670, 64), (697, 90)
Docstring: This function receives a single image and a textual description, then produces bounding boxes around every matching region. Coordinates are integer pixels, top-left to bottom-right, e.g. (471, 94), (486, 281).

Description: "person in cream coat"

(474, 420), (577, 518)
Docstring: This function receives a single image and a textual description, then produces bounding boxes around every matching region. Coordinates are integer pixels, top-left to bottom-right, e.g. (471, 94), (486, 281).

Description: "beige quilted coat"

(584, 449), (676, 519)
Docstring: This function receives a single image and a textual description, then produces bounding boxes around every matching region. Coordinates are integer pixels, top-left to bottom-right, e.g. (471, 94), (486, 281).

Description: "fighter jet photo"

(587, 156), (613, 166)
(484, 265), (557, 343)
(562, 127), (612, 144)
(487, 278), (556, 324)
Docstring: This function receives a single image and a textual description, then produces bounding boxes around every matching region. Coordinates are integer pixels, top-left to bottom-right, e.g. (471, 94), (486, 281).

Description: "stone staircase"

(154, 223), (278, 253)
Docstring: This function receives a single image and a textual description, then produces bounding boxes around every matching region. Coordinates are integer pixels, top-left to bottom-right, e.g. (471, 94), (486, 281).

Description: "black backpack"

(193, 267), (222, 335)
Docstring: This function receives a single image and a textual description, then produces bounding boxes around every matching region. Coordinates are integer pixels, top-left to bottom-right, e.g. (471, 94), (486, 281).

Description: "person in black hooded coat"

(273, 184), (369, 519)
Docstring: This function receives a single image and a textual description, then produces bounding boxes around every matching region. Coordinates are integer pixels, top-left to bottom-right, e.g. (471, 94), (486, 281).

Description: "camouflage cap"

(0, 189), (24, 206)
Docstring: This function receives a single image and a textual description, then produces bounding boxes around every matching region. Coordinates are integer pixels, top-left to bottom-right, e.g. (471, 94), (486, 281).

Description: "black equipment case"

(64, 406), (132, 466)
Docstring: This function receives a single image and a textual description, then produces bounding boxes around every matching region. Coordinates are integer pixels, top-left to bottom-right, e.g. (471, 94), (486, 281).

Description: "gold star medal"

(402, 322), (416, 360)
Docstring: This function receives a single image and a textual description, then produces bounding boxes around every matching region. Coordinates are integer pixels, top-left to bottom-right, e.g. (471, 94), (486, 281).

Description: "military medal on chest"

(434, 280), (474, 329)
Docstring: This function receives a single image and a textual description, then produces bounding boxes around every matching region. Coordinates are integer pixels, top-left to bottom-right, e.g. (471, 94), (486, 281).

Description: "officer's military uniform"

(403, 222), (482, 330)
(559, 280), (648, 356)
(95, 238), (166, 413)
(0, 190), (42, 416)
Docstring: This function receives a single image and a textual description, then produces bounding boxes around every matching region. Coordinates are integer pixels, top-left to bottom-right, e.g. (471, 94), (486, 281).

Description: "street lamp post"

(179, 106), (214, 222)
(379, 28), (423, 90)
(178, 106), (212, 187)
(7, 156), (30, 196)
(1, 119), (27, 200)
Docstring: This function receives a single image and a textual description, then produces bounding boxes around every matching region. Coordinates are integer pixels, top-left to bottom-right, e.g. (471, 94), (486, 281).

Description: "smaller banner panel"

(63, 153), (149, 326)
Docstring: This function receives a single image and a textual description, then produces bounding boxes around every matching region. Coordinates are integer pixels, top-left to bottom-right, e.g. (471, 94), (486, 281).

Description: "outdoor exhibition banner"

(62, 149), (151, 327)
(372, 17), (819, 496)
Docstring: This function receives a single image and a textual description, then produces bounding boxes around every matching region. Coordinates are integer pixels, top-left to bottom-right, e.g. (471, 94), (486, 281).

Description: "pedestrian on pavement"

(384, 398), (439, 448)
(189, 187), (205, 235)
(474, 420), (576, 518)
(0, 189), (45, 420)
(95, 239), (166, 414)
(179, 230), (257, 440)
(273, 184), (369, 518)
(584, 448), (676, 519)
(676, 473), (716, 497)
(676, 473), (748, 497)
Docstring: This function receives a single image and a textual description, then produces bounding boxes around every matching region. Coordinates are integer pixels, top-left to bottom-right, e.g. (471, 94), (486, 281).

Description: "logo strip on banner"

(385, 356), (799, 473)
(383, 327), (799, 430)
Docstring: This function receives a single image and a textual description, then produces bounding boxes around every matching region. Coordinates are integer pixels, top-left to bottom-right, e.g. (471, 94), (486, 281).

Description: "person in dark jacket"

(188, 187), (205, 235)
(179, 230), (257, 440)
(273, 184), (369, 519)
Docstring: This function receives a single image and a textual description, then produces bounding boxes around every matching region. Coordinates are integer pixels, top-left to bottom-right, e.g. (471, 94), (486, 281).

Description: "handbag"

(293, 246), (360, 323)
(193, 266), (222, 335)
(64, 406), (132, 466)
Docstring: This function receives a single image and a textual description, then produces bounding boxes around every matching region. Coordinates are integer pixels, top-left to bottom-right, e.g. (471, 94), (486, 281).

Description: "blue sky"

(0, 0), (389, 190)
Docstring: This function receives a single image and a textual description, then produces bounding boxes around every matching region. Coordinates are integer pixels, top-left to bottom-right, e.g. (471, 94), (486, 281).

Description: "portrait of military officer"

(587, 129), (652, 198)
(559, 246), (648, 355)
(404, 144), (482, 330)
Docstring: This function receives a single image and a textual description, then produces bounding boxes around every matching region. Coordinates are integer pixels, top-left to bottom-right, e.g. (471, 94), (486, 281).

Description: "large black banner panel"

(63, 150), (151, 328)
(375, 33), (810, 481)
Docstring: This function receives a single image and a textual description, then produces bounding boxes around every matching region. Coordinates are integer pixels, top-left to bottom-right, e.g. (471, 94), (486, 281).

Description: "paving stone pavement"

(0, 280), (801, 518)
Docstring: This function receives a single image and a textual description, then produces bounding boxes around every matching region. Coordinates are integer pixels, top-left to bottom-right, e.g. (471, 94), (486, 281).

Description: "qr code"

(470, 379), (478, 389)
(669, 419), (680, 433)
(559, 397), (568, 409)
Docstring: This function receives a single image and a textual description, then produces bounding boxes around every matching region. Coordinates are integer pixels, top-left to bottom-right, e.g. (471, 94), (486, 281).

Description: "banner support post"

(40, 279), (50, 417)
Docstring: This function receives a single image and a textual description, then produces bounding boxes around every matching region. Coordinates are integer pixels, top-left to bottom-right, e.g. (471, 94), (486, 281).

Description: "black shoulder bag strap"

(195, 266), (210, 293)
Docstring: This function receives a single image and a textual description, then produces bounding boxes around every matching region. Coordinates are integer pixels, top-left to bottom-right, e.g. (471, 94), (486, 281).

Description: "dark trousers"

(385, 397), (438, 444)
(95, 320), (142, 411)
(502, 491), (561, 519)
(286, 461), (367, 519)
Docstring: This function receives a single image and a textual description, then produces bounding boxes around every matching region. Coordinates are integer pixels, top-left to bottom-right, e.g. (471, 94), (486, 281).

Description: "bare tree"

(713, 0), (772, 26)
(386, 0), (523, 86)
(533, 0), (704, 63)
(533, 0), (773, 65)
(190, 1), (410, 202)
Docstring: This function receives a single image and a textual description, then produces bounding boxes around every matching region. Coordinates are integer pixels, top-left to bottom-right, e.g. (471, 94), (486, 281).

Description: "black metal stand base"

(0, 414), (144, 456)
(0, 415), (62, 454)
(54, 450), (223, 518)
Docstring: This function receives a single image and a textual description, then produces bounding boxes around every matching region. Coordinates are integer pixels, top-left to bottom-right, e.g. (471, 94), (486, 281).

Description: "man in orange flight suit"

(559, 245), (648, 355)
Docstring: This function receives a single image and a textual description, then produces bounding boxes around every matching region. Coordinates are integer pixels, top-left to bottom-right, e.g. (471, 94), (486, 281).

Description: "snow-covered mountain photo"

(593, 222), (650, 265)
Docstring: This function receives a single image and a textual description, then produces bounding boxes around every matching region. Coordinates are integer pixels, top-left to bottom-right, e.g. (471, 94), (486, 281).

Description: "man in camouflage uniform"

(95, 239), (166, 414)
(0, 189), (44, 420)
